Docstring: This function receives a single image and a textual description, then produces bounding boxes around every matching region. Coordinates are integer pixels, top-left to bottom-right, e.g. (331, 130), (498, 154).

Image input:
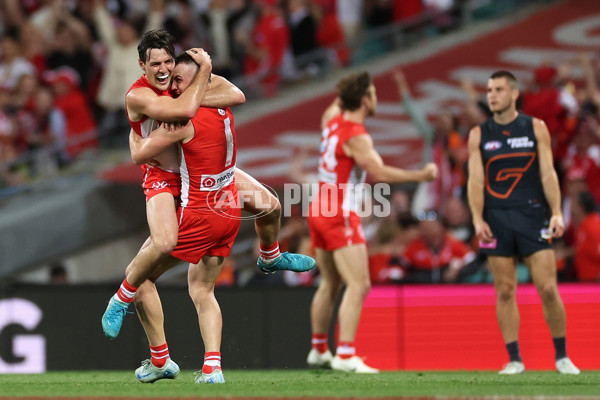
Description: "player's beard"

(492, 100), (513, 117)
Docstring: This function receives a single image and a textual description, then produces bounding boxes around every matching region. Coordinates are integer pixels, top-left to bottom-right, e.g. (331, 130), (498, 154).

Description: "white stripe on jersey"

(179, 146), (190, 208)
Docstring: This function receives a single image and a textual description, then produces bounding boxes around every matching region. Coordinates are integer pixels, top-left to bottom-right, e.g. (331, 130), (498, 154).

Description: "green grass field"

(1, 370), (599, 398)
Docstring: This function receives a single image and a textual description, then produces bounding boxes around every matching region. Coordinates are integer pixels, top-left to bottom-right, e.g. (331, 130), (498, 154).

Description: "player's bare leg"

(326, 243), (378, 373)
(489, 255), (520, 342)
(234, 168), (315, 274)
(132, 256), (181, 383)
(101, 193), (178, 339)
(188, 255), (226, 384)
(128, 193), (179, 286)
(524, 249), (565, 336)
(133, 256), (180, 346)
(308, 248), (340, 368)
(489, 255), (524, 374)
(333, 244), (370, 342)
(524, 249), (579, 374)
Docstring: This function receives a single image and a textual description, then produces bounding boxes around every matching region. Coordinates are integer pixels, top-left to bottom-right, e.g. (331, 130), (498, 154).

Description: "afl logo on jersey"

(483, 141), (502, 151)
(202, 177), (216, 188)
(218, 108), (226, 115)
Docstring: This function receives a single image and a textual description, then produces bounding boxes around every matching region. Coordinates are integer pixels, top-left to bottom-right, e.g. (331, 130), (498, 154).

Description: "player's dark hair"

(490, 70), (518, 89)
(336, 71), (372, 111)
(174, 51), (211, 83)
(137, 29), (175, 63)
(175, 51), (197, 67)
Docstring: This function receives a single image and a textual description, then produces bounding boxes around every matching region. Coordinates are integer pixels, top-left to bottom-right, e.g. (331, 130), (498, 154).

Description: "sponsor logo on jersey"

(507, 136), (534, 148)
(483, 141), (502, 151)
(502, 130), (511, 137)
(200, 165), (235, 191)
(152, 181), (168, 190)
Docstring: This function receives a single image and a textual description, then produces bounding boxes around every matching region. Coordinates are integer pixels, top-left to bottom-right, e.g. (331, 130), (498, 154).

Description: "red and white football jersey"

(126, 75), (180, 173)
(316, 114), (367, 214)
(180, 107), (237, 210)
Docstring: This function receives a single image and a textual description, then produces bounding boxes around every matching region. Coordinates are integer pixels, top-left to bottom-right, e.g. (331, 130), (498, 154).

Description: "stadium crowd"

(1, 0), (598, 286)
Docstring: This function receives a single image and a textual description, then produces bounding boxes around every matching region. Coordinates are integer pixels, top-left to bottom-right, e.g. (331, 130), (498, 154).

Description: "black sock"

(506, 341), (522, 362)
(553, 337), (567, 360)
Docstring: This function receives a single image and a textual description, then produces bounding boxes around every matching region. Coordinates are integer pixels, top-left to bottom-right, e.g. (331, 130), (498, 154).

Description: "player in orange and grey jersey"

(467, 70), (579, 375)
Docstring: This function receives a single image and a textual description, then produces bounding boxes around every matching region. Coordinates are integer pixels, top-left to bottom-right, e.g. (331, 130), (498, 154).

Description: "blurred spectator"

(313, 0), (350, 67)
(18, 22), (48, 77)
(15, 85), (69, 177)
(45, 67), (97, 159)
(442, 196), (473, 244)
(0, 87), (18, 168)
(394, 68), (464, 213)
(368, 213), (419, 284)
(561, 115), (600, 204)
(93, 0), (164, 148)
(238, 0), (290, 97)
(365, 0), (393, 28)
(33, 0), (94, 90)
(200, 0), (235, 77)
(286, 0), (320, 77)
(0, 30), (36, 90)
(11, 73), (39, 111)
(163, 0), (199, 51)
(336, 0), (363, 47)
(521, 63), (578, 163)
(460, 77), (490, 126)
(571, 191), (600, 282)
(401, 210), (476, 283)
(392, 0), (422, 22)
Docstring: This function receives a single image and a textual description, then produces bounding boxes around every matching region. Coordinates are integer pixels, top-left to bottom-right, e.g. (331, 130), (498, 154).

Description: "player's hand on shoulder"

(422, 163), (438, 181)
(186, 48), (212, 70)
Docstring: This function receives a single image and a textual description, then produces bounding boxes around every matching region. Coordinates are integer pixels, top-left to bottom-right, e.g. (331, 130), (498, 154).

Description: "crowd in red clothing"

(0, 0), (444, 188)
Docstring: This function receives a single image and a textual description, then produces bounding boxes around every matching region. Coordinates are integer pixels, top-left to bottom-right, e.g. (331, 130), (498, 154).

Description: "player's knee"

(538, 282), (559, 303)
(348, 279), (371, 299)
(188, 286), (211, 304)
(496, 282), (516, 302)
(153, 233), (177, 255)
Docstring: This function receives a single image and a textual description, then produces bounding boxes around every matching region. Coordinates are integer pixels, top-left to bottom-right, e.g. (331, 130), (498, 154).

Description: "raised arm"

(201, 74), (246, 108)
(344, 134), (437, 183)
(321, 97), (342, 130)
(126, 49), (213, 123)
(467, 126), (493, 243)
(534, 118), (564, 238)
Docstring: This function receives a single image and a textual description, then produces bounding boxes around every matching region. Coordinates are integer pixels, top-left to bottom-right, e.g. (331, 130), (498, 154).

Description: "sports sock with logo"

(336, 342), (355, 360)
(115, 279), (138, 303)
(259, 242), (281, 264)
(311, 333), (329, 353)
(202, 352), (222, 374)
(150, 343), (169, 368)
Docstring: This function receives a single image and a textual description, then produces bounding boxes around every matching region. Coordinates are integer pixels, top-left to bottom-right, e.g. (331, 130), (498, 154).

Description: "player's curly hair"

(137, 29), (176, 63)
(336, 71), (372, 111)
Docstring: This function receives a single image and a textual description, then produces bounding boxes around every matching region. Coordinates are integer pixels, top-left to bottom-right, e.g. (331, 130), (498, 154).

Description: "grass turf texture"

(1, 370), (599, 398)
